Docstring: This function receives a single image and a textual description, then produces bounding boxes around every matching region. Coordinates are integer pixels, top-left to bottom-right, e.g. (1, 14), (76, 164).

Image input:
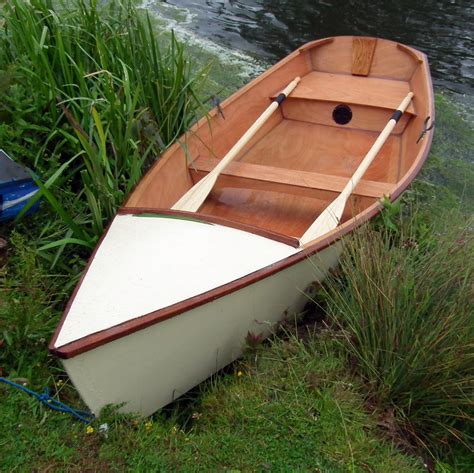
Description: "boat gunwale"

(49, 38), (435, 360)
(117, 208), (301, 247)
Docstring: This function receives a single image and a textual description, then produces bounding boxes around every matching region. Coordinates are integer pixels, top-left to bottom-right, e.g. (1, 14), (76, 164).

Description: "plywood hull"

(63, 244), (341, 416)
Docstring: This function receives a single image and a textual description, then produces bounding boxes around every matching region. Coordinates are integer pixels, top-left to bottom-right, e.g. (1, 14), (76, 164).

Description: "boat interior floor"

(193, 118), (402, 238)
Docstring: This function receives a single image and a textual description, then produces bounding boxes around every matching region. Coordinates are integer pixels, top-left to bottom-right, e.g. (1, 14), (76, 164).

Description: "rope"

(0, 376), (95, 423)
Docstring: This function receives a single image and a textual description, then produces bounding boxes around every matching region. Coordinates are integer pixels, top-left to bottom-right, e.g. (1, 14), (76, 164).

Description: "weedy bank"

(0, 0), (207, 255)
(318, 206), (473, 455)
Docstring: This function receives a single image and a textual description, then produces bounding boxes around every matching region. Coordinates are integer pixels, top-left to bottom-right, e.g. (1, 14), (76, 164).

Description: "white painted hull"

(62, 242), (341, 416)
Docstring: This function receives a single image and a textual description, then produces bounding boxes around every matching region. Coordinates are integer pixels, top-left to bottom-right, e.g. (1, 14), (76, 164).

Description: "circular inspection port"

(333, 104), (352, 125)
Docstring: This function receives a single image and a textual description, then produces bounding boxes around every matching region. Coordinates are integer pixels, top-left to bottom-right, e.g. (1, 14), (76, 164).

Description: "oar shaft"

(339, 92), (414, 201)
(212, 78), (301, 176)
(299, 91), (414, 246)
(172, 76), (301, 212)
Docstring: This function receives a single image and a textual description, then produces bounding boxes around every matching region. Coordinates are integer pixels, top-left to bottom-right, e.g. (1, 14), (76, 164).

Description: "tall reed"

(321, 211), (473, 450)
(0, 0), (206, 246)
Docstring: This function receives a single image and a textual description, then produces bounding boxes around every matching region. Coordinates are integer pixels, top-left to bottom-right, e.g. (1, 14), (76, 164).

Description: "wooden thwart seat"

(272, 71), (416, 115)
(190, 157), (394, 199)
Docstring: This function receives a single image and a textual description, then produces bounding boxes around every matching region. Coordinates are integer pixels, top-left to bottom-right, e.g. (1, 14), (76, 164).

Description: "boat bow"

(52, 213), (299, 351)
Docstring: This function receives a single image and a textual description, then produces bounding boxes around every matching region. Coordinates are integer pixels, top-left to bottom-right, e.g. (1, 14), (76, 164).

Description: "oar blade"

(299, 91), (414, 247)
(300, 196), (346, 245)
(172, 174), (217, 212)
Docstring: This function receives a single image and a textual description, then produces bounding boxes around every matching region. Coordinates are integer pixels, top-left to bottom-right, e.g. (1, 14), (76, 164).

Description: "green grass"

(0, 0), (207, 252)
(0, 334), (424, 472)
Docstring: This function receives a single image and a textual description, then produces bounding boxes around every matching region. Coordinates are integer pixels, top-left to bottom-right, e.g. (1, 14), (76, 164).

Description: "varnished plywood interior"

(125, 36), (433, 245)
(310, 36), (420, 81)
(200, 188), (374, 238)
(237, 120), (401, 183)
(281, 98), (411, 133)
(284, 71), (415, 114)
(191, 117), (400, 237)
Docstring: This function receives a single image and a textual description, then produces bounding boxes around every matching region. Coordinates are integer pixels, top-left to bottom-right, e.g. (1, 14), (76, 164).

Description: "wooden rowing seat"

(190, 157), (395, 200)
(271, 71), (416, 134)
(283, 71), (416, 114)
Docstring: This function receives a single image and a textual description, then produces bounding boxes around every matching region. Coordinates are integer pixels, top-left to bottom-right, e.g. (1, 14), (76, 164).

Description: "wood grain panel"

(282, 71), (415, 114)
(352, 37), (377, 76)
(239, 120), (401, 184)
(199, 188), (373, 238)
(281, 98), (411, 134)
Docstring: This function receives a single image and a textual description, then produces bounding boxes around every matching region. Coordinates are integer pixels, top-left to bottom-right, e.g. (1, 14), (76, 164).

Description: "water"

(144, 0), (473, 96)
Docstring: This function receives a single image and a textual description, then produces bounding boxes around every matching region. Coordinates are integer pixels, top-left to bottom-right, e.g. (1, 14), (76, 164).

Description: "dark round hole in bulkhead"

(333, 104), (352, 125)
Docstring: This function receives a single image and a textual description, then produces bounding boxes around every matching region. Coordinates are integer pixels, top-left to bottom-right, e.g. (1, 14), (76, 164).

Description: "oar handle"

(396, 92), (415, 117)
(278, 77), (302, 100)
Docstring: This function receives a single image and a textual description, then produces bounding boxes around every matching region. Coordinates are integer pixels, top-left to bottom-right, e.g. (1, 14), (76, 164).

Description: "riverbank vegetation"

(321, 207), (473, 452)
(1, 0), (207, 252)
(1, 1), (473, 471)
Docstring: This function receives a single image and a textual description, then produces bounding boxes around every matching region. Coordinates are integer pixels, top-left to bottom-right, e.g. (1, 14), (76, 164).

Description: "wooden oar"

(172, 76), (301, 212)
(299, 92), (414, 246)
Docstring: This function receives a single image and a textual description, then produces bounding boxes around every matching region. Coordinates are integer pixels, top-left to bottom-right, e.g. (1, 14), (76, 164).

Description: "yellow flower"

(86, 426), (94, 434)
(171, 425), (178, 434)
(56, 379), (64, 387)
(144, 420), (153, 431)
(236, 371), (244, 377)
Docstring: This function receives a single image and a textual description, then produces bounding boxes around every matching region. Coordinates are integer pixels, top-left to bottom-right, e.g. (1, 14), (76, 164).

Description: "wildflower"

(56, 379), (64, 387)
(144, 420), (153, 431)
(99, 423), (109, 438)
(171, 425), (178, 434)
(236, 370), (244, 377)
(191, 412), (202, 420)
(86, 426), (94, 434)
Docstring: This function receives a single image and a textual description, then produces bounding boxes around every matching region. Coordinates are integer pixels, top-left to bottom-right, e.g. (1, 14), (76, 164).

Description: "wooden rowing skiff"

(50, 36), (434, 416)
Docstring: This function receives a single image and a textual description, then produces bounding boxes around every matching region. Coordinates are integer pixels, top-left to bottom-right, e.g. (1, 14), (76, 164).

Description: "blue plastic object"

(0, 149), (40, 222)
